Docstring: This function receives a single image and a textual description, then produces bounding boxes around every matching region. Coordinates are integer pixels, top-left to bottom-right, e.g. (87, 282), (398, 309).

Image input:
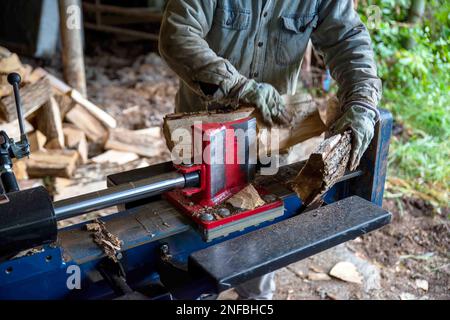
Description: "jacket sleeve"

(159, 0), (242, 101)
(311, 0), (382, 112)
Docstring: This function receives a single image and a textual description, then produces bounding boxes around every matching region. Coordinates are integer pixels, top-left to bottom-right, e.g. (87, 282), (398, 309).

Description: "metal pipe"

(54, 171), (199, 221)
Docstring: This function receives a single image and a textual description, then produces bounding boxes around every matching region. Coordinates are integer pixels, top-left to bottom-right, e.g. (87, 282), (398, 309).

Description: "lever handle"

(7, 73), (26, 138)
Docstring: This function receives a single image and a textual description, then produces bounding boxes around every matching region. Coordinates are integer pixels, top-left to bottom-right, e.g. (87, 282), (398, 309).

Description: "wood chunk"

(25, 150), (79, 178)
(65, 104), (108, 143)
(105, 128), (163, 158)
(70, 90), (117, 129)
(54, 180), (105, 201)
(28, 130), (47, 152)
(163, 107), (255, 151)
(227, 184), (266, 210)
(36, 97), (65, 149)
(28, 68), (116, 128)
(63, 124), (88, 164)
(0, 77), (52, 121)
(92, 150), (139, 165)
(257, 94), (327, 155)
(0, 52), (22, 74)
(54, 93), (75, 118)
(291, 131), (352, 206)
(0, 119), (34, 140)
(13, 159), (28, 180)
(163, 102), (326, 158)
(329, 261), (363, 284)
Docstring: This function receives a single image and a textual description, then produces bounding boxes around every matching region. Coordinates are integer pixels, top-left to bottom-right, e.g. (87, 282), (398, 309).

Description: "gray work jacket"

(159, 0), (382, 114)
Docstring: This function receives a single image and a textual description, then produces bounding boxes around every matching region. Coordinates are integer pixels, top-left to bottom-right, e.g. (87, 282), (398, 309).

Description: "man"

(159, 0), (381, 299)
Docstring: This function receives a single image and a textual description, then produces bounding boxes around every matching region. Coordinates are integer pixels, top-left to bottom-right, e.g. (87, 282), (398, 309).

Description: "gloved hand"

(237, 79), (289, 126)
(331, 104), (377, 171)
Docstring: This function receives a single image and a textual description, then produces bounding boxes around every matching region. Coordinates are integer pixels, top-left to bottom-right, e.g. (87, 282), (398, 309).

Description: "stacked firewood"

(0, 47), (165, 184)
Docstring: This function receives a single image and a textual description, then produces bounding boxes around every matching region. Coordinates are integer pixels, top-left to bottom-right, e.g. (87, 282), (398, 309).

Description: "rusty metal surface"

(188, 196), (391, 291)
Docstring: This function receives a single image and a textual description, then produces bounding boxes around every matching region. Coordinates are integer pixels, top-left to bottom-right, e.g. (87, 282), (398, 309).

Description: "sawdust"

(86, 219), (122, 262)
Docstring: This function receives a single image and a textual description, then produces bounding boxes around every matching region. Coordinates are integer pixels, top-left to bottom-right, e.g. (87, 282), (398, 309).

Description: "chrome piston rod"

(53, 171), (199, 221)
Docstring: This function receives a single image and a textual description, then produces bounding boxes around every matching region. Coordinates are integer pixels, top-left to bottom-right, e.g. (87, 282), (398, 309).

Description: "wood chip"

(415, 279), (429, 291)
(307, 272), (332, 281)
(85, 219), (122, 262)
(329, 261), (363, 284)
(226, 184), (265, 210)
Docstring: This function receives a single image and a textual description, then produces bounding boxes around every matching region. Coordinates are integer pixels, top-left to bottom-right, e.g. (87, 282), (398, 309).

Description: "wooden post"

(58, 0), (87, 97)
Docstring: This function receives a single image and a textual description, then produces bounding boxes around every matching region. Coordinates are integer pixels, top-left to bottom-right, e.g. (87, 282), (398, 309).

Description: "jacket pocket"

(276, 14), (318, 66)
(214, 7), (251, 30)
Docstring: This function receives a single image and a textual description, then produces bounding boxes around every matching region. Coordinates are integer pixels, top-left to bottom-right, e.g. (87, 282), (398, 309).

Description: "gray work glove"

(236, 79), (289, 126)
(331, 104), (377, 171)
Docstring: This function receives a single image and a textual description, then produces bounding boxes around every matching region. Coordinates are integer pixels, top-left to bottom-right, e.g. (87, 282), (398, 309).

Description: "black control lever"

(8, 73), (27, 140)
(0, 73), (31, 193)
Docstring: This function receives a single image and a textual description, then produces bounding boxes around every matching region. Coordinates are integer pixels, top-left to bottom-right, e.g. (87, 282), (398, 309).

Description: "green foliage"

(357, 0), (449, 204)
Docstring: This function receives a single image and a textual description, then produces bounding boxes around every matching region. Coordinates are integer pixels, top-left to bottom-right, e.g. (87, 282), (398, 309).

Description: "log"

(163, 101), (327, 158)
(28, 130), (47, 152)
(0, 119), (34, 141)
(291, 131), (352, 206)
(91, 150), (139, 165)
(13, 159), (28, 180)
(65, 104), (108, 143)
(163, 107), (255, 151)
(25, 149), (79, 178)
(63, 124), (88, 164)
(54, 93), (75, 118)
(0, 77), (52, 121)
(70, 90), (117, 129)
(28, 68), (117, 128)
(36, 97), (65, 149)
(105, 128), (163, 158)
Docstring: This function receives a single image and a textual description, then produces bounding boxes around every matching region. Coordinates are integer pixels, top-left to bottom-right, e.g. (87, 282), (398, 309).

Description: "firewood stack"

(0, 47), (165, 184)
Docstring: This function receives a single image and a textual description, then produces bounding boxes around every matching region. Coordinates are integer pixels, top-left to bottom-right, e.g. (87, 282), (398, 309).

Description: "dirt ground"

(36, 40), (449, 300)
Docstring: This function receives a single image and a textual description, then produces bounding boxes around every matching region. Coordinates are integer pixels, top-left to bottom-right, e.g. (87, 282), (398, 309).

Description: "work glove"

(236, 79), (289, 126)
(331, 104), (377, 171)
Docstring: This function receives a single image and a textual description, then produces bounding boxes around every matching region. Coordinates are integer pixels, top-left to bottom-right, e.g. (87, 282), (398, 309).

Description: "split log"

(25, 150), (79, 178)
(65, 104), (108, 144)
(105, 128), (163, 158)
(163, 107), (255, 151)
(91, 150), (139, 165)
(13, 159), (28, 180)
(28, 130), (47, 152)
(63, 124), (88, 164)
(226, 184), (266, 210)
(36, 97), (65, 149)
(163, 102), (327, 157)
(0, 119), (34, 141)
(54, 93), (75, 118)
(0, 77), (52, 121)
(70, 90), (117, 129)
(291, 131), (352, 206)
(28, 68), (116, 128)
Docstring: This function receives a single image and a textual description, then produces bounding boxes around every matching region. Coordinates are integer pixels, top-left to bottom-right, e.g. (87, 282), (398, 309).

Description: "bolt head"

(200, 213), (214, 221)
(217, 208), (231, 217)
